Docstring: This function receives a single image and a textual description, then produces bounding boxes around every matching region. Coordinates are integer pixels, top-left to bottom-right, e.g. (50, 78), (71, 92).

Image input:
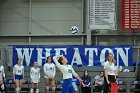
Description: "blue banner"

(12, 45), (133, 66)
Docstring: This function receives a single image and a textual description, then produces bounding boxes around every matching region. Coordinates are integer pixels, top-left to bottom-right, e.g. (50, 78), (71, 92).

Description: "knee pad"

(30, 88), (34, 93)
(16, 87), (20, 91)
(46, 86), (49, 90)
(19, 87), (21, 91)
(52, 87), (56, 91)
(36, 89), (39, 93)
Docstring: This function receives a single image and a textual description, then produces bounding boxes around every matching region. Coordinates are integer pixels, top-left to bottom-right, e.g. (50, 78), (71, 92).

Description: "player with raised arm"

(53, 55), (82, 93)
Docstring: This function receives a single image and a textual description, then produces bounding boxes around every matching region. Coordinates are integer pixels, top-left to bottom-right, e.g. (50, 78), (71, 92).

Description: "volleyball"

(70, 26), (79, 34)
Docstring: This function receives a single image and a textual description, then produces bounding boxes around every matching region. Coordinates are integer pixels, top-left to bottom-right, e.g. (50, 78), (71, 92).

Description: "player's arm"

(30, 68), (33, 79)
(43, 64), (47, 74)
(53, 56), (63, 69)
(72, 67), (82, 84)
(22, 66), (25, 80)
(13, 66), (16, 81)
(2, 67), (6, 81)
(52, 65), (56, 78)
(38, 68), (40, 79)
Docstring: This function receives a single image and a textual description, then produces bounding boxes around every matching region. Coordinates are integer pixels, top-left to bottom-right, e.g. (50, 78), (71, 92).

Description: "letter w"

(16, 48), (34, 66)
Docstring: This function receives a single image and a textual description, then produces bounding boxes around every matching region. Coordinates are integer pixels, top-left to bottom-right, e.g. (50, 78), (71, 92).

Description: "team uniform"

(53, 56), (78, 93)
(0, 66), (5, 91)
(43, 63), (55, 78)
(30, 67), (40, 83)
(13, 64), (24, 80)
(103, 61), (116, 93)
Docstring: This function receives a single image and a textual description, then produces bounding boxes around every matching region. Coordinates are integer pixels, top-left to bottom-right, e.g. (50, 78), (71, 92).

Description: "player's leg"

(0, 80), (5, 93)
(0, 80), (2, 92)
(15, 80), (20, 93)
(36, 82), (39, 93)
(18, 75), (23, 92)
(30, 78), (35, 93)
(51, 79), (55, 93)
(19, 78), (23, 92)
(30, 82), (35, 93)
(62, 79), (70, 93)
(44, 78), (50, 93)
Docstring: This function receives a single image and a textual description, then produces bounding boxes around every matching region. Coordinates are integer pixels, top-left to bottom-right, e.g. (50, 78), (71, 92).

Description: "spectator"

(94, 71), (104, 93)
(81, 70), (91, 93)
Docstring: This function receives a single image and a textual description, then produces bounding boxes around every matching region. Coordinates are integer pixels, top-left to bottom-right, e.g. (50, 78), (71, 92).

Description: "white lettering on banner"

(85, 48), (98, 66)
(14, 46), (132, 66)
(36, 48), (51, 66)
(45, 48), (51, 58)
(54, 48), (67, 56)
(115, 48), (130, 66)
(15, 48), (34, 66)
(71, 48), (83, 66)
(100, 48), (114, 66)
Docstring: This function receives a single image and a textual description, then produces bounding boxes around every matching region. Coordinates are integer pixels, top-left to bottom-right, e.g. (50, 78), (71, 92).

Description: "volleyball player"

(53, 55), (82, 93)
(13, 58), (24, 93)
(0, 60), (6, 93)
(44, 56), (56, 93)
(103, 53), (118, 93)
(30, 61), (40, 93)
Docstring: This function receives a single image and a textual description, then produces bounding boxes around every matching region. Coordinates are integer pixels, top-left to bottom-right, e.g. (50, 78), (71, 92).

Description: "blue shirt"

(81, 76), (91, 85)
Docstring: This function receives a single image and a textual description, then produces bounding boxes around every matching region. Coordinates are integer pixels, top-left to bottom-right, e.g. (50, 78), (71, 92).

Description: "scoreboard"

(122, 0), (140, 30)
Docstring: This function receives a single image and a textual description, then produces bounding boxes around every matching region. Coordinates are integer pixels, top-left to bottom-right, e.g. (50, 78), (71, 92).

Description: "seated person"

(94, 71), (104, 92)
(81, 70), (91, 93)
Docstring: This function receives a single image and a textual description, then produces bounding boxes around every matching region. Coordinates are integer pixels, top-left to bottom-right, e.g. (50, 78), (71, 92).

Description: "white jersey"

(53, 56), (78, 80)
(13, 64), (24, 75)
(30, 67), (40, 83)
(43, 63), (56, 78)
(104, 61), (115, 75)
(0, 66), (5, 80)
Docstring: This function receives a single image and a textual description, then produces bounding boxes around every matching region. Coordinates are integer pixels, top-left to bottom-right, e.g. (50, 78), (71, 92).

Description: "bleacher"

(5, 66), (137, 93)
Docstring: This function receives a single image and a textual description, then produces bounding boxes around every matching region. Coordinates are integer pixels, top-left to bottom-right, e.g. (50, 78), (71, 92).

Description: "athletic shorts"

(15, 75), (23, 80)
(44, 75), (54, 79)
(31, 78), (40, 83)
